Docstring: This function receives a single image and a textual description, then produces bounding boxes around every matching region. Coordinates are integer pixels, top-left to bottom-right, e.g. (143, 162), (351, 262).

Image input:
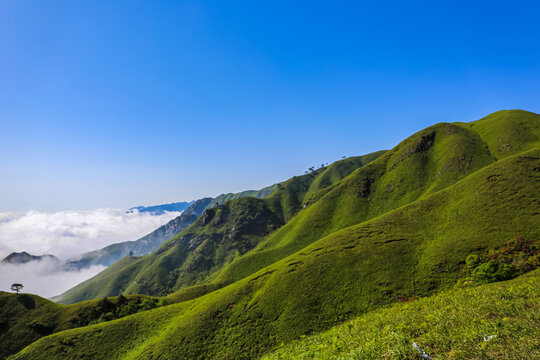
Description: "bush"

(459, 236), (538, 286)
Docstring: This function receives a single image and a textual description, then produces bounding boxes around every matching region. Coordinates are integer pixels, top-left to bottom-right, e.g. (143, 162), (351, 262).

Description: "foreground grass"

(263, 270), (540, 360)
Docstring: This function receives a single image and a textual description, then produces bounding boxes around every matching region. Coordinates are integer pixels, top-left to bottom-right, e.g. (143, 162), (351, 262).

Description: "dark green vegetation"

(0, 292), (159, 359)
(263, 269), (540, 360)
(58, 150), (385, 303)
(6, 110), (540, 359)
(457, 236), (539, 287)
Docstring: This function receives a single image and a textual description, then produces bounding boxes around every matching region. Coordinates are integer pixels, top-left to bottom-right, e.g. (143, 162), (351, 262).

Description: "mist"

(0, 258), (106, 298)
(0, 208), (181, 299)
(0, 208), (180, 261)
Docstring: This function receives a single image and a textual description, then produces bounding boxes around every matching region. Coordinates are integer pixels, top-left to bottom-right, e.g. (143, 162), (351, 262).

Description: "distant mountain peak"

(1, 252), (59, 265)
(127, 201), (194, 215)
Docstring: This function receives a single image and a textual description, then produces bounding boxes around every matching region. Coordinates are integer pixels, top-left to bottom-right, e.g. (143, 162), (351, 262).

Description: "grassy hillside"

(207, 184), (279, 208)
(58, 151), (386, 303)
(263, 269), (540, 360)
(12, 147), (539, 360)
(211, 110), (540, 285)
(0, 292), (159, 359)
(63, 198), (213, 270)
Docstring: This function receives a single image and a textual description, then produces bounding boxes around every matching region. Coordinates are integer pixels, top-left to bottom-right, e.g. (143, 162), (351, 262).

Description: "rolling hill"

(57, 151), (385, 302)
(63, 184), (279, 271)
(6, 110), (538, 360)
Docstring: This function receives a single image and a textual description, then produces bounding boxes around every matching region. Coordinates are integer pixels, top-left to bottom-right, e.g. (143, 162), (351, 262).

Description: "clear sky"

(1, 1), (539, 211)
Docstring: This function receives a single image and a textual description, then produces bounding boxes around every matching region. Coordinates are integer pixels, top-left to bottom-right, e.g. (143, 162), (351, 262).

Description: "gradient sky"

(1, 1), (539, 211)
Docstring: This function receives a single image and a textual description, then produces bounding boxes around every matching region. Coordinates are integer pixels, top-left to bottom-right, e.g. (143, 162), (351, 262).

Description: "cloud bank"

(0, 208), (180, 298)
(0, 208), (180, 260)
(0, 259), (106, 298)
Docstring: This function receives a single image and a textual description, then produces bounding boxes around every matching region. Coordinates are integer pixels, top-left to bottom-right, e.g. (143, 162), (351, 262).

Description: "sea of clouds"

(0, 208), (180, 298)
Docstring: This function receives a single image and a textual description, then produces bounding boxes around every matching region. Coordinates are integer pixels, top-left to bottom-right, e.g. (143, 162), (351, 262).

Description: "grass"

(262, 270), (540, 360)
(10, 145), (540, 360)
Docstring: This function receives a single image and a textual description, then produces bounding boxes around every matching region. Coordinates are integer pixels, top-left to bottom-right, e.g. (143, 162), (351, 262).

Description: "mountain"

(5, 110), (540, 360)
(63, 185), (279, 271)
(56, 151), (386, 303)
(63, 198), (213, 270)
(1, 252), (59, 265)
(128, 201), (193, 215)
(207, 185), (279, 208)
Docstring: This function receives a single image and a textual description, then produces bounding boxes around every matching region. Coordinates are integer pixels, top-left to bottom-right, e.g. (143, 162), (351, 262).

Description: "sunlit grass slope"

(263, 269), (540, 360)
(12, 147), (539, 360)
(58, 151), (385, 303)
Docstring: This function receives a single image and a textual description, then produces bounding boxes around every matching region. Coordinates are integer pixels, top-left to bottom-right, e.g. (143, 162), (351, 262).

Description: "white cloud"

(0, 208), (181, 298)
(0, 258), (106, 298)
(0, 208), (180, 261)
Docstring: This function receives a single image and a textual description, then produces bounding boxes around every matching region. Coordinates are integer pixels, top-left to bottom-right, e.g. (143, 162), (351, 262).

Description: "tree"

(11, 283), (23, 294)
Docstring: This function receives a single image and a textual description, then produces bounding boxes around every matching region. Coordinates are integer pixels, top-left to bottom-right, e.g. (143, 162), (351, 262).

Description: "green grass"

(10, 145), (539, 360)
(206, 183), (279, 208)
(262, 270), (540, 360)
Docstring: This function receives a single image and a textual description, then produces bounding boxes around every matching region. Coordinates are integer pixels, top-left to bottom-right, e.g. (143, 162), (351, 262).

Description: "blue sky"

(1, 1), (539, 211)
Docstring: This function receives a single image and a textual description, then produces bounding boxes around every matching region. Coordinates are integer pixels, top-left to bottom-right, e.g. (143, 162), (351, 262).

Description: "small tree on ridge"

(11, 283), (23, 294)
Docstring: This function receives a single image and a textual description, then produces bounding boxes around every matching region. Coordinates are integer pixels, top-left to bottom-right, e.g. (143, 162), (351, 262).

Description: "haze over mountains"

(0, 110), (537, 359)
(0, 186), (283, 299)
(64, 184), (279, 271)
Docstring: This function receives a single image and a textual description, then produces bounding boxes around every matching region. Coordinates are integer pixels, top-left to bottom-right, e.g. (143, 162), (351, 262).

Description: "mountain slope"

(263, 269), (540, 360)
(62, 184), (279, 272)
(212, 110), (540, 285)
(12, 146), (540, 360)
(63, 198), (213, 270)
(58, 151), (386, 303)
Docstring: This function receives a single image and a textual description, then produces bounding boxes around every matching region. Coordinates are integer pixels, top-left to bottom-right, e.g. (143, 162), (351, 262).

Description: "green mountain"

(62, 185), (279, 272)
(62, 198), (213, 270)
(57, 151), (385, 303)
(4, 110), (539, 360)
